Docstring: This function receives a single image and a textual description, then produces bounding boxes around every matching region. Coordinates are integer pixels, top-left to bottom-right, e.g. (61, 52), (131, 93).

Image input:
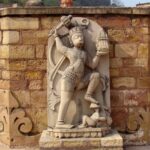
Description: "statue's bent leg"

(56, 78), (74, 129)
(84, 72), (100, 104)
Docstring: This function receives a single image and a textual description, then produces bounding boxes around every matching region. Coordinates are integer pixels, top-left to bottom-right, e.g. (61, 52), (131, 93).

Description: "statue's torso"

(63, 47), (86, 82)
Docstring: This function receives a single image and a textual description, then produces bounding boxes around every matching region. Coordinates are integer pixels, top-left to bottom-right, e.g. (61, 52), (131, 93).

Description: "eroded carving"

(47, 15), (111, 134)
(0, 91), (33, 136)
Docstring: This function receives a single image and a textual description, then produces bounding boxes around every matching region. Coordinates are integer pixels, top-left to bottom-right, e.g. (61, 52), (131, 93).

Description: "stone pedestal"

(39, 130), (123, 150)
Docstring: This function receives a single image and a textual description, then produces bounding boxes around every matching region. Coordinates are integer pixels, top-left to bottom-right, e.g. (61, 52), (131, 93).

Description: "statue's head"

(69, 26), (84, 48)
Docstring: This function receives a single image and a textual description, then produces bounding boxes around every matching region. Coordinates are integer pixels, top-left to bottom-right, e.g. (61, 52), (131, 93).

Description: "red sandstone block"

(111, 107), (128, 132)
(111, 90), (124, 107)
(98, 16), (131, 28)
(10, 80), (27, 90)
(124, 90), (148, 106)
(137, 77), (150, 88)
(119, 67), (141, 77)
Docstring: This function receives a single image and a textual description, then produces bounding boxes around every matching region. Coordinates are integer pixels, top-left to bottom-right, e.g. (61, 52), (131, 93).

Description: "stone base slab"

(39, 129), (123, 150)
(47, 127), (111, 138)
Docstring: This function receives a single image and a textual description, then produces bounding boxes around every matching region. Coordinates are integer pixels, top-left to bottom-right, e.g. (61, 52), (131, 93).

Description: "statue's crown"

(69, 26), (83, 37)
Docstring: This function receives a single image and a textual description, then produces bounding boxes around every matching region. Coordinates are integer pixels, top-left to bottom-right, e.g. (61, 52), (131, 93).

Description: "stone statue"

(47, 15), (110, 130)
(39, 16), (123, 150)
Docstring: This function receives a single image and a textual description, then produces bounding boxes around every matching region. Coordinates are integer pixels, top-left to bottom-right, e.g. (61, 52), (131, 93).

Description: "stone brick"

(9, 45), (35, 59)
(0, 70), (2, 79)
(0, 31), (2, 43)
(36, 45), (45, 58)
(125, 27), (141, 42)
(108, 29), (125, 42)
(137, 77), (150, 88)
(109, 44), (114, 58)
(25, 71), (43, 80)
(0, 80), (10, 89)
(31, 91), (47, 107)
(3, 31), (20, 44)
(110, 69), (119, 77)
(22, 30), (48, 45)
(119, 67), (141, 77)
(0, 59), (7, 69)
(124, 90), (148, 106)
(110, 58), (123, 68)
(115, 44), (137, 58)
(8, 60), (27, 71)
(0, 46), (9, 58)
(29, 80), (42, 90)
(98, 16), (131, 28)
(10, 80), (27, 90)
(0, 90), (9, 106)
(111, 108), (128, 132)
(43, 73), (47, 90)
(138, 43), (149, 58)
(2, 71), (24, 80)
(112, 77), (136, 89)
(132, 17), (149, 27)
(25, 108), (47, 134)
(1, 17), (39, 30)
(41, 17), (59, 29)
(111, 90), (124, 107)
(123, 58), (148, 67)
(27, 60), (46, 70)
(13, 91), (30, 108)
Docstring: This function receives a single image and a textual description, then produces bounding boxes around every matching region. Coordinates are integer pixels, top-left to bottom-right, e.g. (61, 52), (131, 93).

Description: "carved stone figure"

(47, 15), (110, 130)
(40, 15), (123, 150)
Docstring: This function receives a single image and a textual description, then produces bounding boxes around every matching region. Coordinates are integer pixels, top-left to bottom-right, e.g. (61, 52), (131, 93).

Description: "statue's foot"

(55, 123), (74, 129)
(84, 94), (99, 104)
(78, 124), (86, 129)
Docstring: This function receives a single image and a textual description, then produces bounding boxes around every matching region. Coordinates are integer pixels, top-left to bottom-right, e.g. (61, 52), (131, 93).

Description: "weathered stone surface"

(111, 90), (124, 107)
(0, 46), (9, 59)
(0, 80), (10, 89)
(0, 90), (9, 106)
(29, 80), (42, 90)
(132, 17), (149, 27)
(25, 71), (43, 80)
(98, 16), (131, 28)
(13, 90), (30, 108)
(1, 17), (39, 30)
(0, 31), (2, 43)
(22, 30), (48, 45)
(2, 71), (24, 80)
(39, 130), (123, 149)
(31, 91), (47, 107)
(27, 60), (46, 70)
(124, 90), (148, 106)
(10, 80), (27, 90)
(115, 44), (137, 58)
(8, 60), (27, 71)
(138, 43), (149, 58)
(36, 45), (45, 58)
(110, 69), (119, 77)
(125, 28), (141, 42)
(119, 68), (141, 77)
(108, 29), (125, 42)
(137, 77), (150, 88)
(110, 58), (123, 68)
(9, 45), (35, 59)
(123, 58), (148, 67)
(0, 59), (7, 69)
(41, 17), (59, 29)
(112, 77), (136, 89)
(111, 108), (128, 132)
(3, 31), (20, 44)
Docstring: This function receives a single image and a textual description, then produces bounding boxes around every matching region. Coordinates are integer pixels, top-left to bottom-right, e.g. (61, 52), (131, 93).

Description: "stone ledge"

(0, 7), (150, 17)
(39, 130), (123, 150)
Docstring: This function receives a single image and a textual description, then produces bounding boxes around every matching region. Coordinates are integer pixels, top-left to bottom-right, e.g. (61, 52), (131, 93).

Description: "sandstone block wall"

(0, 7), (149, 147)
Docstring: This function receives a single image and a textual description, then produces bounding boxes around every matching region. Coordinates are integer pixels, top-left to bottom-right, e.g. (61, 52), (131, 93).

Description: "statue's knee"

(91, 72), (100, 80)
